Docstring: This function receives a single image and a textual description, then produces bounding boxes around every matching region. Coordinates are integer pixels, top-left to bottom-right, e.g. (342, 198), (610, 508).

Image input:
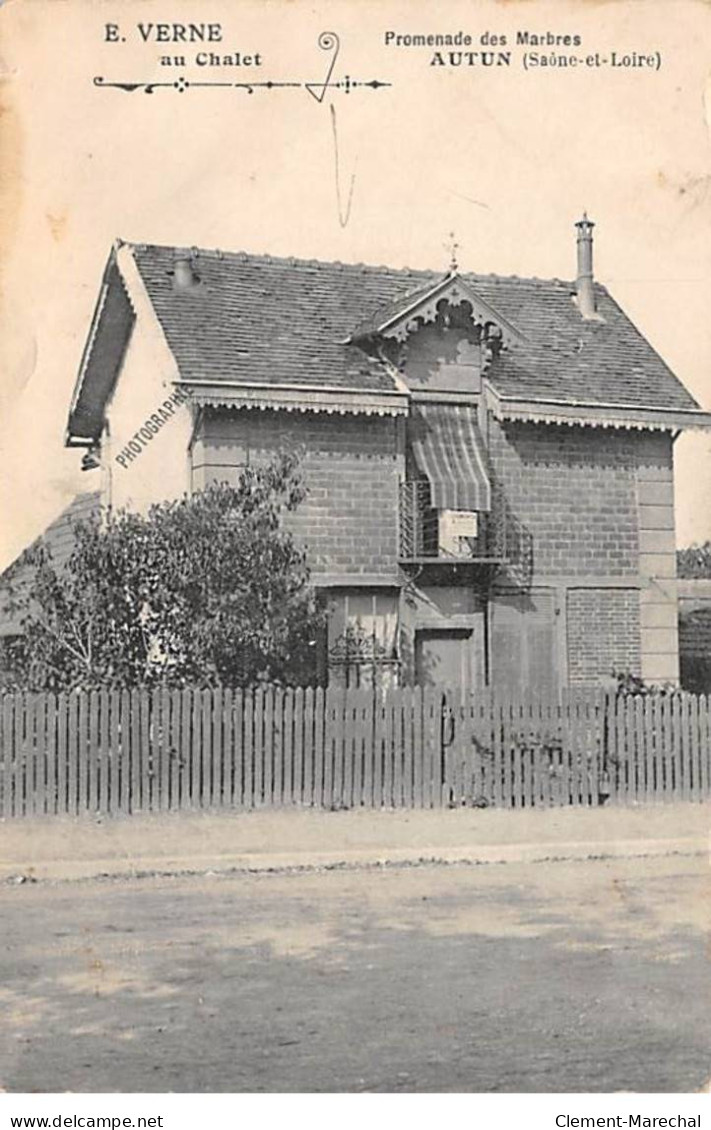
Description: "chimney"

(173, 251), (199, 291)
(575, 213), (597, 319)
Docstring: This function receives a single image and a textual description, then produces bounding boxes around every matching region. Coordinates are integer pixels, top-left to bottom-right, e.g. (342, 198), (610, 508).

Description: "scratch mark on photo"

(330, 104), (356, 228)
(446, 189), (490, 210)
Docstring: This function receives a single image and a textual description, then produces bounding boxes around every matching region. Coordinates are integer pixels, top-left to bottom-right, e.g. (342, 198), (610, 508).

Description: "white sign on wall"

(438, 509), (479, 556)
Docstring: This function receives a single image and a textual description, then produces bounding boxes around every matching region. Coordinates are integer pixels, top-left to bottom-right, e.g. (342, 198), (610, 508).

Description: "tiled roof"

(131, 244), (700, 413)
(349, 275), (454, 339)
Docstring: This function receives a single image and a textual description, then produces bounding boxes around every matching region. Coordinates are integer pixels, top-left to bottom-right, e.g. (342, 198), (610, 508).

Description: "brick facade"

(485, 419), (679, 688)
(191, 407), (404, 577)
(487, 419), (639, 577)
(566, 589), (641, 685)
(190, 404), (679, 691)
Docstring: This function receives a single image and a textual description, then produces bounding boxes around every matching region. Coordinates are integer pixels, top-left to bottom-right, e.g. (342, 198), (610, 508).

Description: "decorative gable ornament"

(350, 273), (523, 378)
(383, 276), (519, 343)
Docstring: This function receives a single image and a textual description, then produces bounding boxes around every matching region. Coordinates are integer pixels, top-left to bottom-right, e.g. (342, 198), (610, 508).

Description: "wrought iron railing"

(398, 481), (440, 559)
(398, 480), (532, 583)
(327, 625), (401, 689)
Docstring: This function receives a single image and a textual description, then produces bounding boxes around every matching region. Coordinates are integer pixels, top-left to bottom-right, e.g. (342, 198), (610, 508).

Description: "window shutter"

(525, 592), (557, 698)
(490, 594), (525, 697)
(491, 590), (557, 698)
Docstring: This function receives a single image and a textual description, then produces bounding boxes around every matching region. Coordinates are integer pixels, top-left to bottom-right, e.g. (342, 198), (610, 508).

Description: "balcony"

(398, 480), (532, 583)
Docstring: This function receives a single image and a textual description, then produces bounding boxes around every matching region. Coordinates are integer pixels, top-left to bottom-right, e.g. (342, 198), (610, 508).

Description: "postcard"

(0, 0), (709, 1101)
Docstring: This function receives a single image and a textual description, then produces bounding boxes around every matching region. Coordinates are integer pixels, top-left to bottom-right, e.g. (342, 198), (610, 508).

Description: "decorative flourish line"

(93, 75), (391, 95)
(93, 31), (391, 98)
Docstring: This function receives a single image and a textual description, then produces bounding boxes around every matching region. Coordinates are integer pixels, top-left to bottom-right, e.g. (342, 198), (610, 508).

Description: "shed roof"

(0, 492), (101, 637)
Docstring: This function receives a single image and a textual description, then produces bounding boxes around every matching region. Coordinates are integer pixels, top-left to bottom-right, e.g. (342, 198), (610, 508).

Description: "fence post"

(56, 692), (68, 816)
(312, 687), (325, 808)
(263, 686), (274, 807)
(45, 693), (57, 817)
(220, 687), (232, 808)
(696, 691), (705, 800)
(85, 690), (98, 814)
(614, 693), (626, 804)
(401, 686), (414, 809)
(298, 682), (309, 809)
(243, 688), (254, 808)
(98, 689), (110, 816)
(284, 687), (296, 806)
(253, 687), (265, 807)
(212, 686), (223, 809)
(231, 689), (243, 808)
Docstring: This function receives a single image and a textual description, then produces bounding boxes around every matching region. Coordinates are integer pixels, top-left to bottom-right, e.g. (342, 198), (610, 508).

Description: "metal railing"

(398, 480), (532, 582)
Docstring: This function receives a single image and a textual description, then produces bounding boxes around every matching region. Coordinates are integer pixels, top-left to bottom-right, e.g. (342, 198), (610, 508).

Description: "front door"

(415, 628), (474, 690)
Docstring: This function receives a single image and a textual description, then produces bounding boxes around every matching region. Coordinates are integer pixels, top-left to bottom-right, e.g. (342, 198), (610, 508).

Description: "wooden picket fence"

(0, 686), (709, 818)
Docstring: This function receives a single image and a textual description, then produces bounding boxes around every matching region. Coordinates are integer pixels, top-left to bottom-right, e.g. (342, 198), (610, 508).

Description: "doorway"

(415, 628), (476, 690)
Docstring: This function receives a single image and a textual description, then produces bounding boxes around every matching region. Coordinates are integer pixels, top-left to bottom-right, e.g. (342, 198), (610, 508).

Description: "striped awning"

(409, 404), (491, 512)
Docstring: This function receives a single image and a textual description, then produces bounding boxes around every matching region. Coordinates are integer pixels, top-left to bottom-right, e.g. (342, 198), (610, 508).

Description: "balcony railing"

(398, 480), (532, 584)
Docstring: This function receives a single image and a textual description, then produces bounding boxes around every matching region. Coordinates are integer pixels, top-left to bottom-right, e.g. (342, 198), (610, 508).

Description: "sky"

(0, 0), (710, 569)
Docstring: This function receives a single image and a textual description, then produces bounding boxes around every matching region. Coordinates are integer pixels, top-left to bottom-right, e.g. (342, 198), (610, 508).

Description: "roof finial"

(445, 231), (459, 273)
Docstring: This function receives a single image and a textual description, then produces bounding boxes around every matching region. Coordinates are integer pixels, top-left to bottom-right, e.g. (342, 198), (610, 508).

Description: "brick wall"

(192, 406), (404, 577)
(566, 589), (641, 685)
(487, 419), (639, 577)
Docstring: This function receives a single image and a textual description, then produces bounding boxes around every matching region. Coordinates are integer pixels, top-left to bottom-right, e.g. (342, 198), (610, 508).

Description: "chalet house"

(64, 219), (711, 693)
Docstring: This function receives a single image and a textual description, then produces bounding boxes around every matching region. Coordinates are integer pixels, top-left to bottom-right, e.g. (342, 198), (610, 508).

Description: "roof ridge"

(125, 239), (578, 287)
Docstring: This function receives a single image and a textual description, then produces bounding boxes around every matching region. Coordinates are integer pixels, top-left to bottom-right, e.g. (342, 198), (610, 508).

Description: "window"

(326, 589), (399, 687)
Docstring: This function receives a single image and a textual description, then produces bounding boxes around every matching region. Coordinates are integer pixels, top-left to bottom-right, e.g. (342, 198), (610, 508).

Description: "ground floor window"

(324, 588), (400, 688)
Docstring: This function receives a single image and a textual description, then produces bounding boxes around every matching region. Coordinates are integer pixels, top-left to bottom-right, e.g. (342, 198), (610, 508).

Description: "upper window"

(398, 300), (484, 394)
(349, 273), (521, 397)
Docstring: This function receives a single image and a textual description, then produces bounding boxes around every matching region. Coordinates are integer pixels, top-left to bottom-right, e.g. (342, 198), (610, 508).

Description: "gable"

(351, 273), (522, 346)
(351, 274), (523, 396)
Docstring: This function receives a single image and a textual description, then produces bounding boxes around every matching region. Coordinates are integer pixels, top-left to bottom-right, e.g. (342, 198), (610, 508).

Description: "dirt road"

(1, 846), (709, 1092)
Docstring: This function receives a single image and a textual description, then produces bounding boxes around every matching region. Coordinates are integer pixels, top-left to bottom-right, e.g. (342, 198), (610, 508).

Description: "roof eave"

(66, 242), (179, 447)
(64, 247), (118, 446)
(485, 382), (711, 432)
(178, 379), (410, 417)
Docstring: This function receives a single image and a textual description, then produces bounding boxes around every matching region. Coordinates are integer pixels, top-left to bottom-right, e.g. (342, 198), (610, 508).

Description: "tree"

(677, 541), (711, 579)
(7, 454), (324, 689)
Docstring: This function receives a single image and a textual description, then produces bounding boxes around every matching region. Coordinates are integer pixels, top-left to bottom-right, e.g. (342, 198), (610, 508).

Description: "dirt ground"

(1, 828), (710, 1092)
(1, 803), (707, 880)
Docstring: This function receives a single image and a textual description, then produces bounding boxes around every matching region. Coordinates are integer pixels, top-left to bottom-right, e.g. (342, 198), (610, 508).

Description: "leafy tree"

(677, 541), (711, 579)
(6, 454), (324, 690)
